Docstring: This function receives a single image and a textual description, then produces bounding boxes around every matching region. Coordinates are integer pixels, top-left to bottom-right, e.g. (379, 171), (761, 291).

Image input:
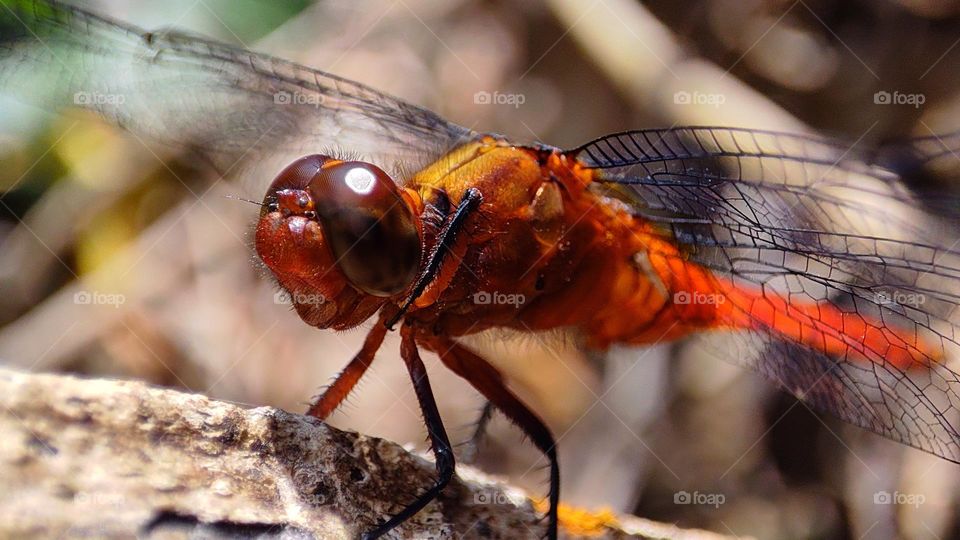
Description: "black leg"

(385, 188), (483, 329)
(461, 401), (495, 464)
(426, 336), (559, 540)
(362, 325), (455, 540)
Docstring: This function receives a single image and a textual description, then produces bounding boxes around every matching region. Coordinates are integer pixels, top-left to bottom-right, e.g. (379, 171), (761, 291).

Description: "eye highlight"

(343, 166), (377, 195)
(263, 155), (422, 297)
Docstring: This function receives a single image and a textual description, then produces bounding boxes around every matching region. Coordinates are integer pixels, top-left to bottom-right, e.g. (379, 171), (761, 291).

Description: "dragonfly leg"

(306, 312), (389, 420)
(461, 400), (495, 464)
(362, 324), (455, 540)
(425, 335), (559, 540)
(386, 188), (483, 329)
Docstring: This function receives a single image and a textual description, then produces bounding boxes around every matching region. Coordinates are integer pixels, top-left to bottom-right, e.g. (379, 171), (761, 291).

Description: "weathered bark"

(0, 367), (736, 539)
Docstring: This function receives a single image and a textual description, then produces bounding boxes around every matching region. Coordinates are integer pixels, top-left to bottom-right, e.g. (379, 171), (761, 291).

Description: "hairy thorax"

(404, 137), (674, 348)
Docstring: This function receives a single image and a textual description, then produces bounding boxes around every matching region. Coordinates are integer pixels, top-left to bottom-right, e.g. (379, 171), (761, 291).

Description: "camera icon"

(473, 291), (492, 305)
(874, 490), (892, 504)
(673, 91), (691, 105)
(273, 291), (292, 305)
(674, 490), (691, 504)
(473, 91), (492, 105)
(73, 291), (92, 305)
(673, 291), (691, 305)
(73, 91), (90, 105)
(274, 91), (292, 104)
(473, 490), (509, 505)
(874, 90), (891, 105)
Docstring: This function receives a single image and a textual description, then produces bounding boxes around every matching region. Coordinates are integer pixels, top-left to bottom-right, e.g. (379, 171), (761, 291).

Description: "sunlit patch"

(532, 500), (619, 537)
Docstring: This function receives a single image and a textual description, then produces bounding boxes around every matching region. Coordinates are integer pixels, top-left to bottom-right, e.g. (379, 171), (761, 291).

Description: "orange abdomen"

(544, 168), (940, 371)
(590, 228), (938, 371)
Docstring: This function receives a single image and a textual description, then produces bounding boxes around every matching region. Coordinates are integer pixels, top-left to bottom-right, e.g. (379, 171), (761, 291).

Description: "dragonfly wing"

(689, 327), (960, 463)
(573, 127), (960, 463)
(0, 0), (474, 189)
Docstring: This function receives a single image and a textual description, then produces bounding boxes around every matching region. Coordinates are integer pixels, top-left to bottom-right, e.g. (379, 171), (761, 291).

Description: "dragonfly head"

(255, 155), (422, 328)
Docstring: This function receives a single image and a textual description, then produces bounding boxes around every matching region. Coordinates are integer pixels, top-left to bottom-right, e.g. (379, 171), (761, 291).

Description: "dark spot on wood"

(147, 429), (166, 445)
(475, 520), (493, 537)
(249, 439), (268, 455)
(142, 510), (312, 539)
(310, 481), (331, 505)
(349, 466), (368, 483)
(216, 419), (243, 447)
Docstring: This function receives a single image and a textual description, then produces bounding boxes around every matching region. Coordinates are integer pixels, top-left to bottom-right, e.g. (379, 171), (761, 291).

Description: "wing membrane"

(0, 0), (474, 185)
(573, 127), (960, 462)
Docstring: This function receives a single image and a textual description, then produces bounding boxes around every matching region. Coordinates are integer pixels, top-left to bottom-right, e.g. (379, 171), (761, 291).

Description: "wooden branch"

(0, 367), (737, 539)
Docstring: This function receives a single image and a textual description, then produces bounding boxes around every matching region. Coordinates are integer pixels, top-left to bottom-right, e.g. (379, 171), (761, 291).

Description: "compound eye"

(261, 154), (329, 217)
(308, 160), (421, 296)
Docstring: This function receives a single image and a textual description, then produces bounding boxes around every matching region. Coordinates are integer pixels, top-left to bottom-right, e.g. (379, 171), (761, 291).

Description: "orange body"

(403, 138), (936, 370)
(253, 136), (941, 540)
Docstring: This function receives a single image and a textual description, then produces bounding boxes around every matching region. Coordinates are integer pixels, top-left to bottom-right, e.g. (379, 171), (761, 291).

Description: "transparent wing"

(0, 0), (475, 187)
(572, 127), (960, 462)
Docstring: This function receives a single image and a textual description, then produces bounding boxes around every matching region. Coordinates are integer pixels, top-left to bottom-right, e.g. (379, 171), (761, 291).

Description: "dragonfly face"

(4, 1), (960, 539)
(256, 154), (422, 329)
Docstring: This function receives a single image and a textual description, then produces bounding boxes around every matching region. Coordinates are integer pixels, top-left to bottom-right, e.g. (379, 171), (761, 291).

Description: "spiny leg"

(385, 188), (483, 329)
(426, 335), (559, 540)
(461, 401), (495, 464)
(306, 312), (389, 420)
(363, 324), (455, 540)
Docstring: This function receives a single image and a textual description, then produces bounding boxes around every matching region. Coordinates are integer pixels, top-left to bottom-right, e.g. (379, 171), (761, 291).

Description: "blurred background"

(2, 0), (960, 538)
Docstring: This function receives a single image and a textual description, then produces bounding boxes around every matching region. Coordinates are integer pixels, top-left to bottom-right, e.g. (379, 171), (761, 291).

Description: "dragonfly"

(4, 0), (960, 538)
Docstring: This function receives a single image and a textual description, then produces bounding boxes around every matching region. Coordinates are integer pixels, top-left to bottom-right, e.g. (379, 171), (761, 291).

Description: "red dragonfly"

(4, 1), (960, 538)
